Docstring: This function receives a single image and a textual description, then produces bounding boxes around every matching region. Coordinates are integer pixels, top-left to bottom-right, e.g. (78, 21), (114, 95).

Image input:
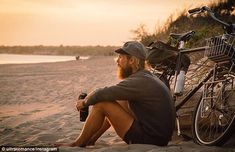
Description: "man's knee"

(93, 101), (118, 111)
(117, 100), (133, 117)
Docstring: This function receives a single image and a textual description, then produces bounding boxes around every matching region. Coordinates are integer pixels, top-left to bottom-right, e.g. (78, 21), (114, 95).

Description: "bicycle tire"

(192, 79), (235, 146)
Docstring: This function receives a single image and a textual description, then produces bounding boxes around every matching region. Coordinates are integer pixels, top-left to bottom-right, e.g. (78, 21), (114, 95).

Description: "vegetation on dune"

(132, 0), (235, 48)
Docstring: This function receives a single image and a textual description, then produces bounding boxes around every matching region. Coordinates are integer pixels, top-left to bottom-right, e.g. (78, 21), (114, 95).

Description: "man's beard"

(117, 65), (133, 79)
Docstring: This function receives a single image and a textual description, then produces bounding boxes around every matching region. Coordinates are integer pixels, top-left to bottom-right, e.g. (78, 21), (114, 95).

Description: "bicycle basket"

(205, 34), (235, 62)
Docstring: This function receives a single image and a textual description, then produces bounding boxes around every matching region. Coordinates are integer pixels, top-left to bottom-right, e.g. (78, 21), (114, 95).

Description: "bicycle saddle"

(170, 31), (195, 42)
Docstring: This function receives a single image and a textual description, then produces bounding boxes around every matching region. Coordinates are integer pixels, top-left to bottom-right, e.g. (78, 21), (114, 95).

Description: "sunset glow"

(0, 0), (213, 46)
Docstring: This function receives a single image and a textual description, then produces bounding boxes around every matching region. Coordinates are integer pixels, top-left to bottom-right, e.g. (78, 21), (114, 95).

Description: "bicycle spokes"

(193, 76), (235, 145)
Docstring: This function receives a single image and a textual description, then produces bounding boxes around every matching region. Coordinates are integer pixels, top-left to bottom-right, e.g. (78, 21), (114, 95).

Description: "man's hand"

(76, 99), (86, 111)
(76, 91), (95, 111)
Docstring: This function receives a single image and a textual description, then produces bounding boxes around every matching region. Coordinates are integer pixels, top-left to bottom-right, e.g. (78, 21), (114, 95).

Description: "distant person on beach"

(55, 41), (175, 147)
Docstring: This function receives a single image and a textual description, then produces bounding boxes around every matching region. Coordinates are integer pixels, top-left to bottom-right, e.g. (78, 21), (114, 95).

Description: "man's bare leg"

(86, 117), (110, 146)
(87, 100), (132, 145)
(56, 101), (134, 147)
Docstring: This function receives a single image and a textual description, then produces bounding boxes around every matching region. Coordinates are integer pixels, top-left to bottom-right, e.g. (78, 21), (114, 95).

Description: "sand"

(0, 56), (234, 152)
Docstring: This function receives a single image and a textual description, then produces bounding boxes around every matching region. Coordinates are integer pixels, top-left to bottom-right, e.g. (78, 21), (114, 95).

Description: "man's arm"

(84, 77), (143, 106)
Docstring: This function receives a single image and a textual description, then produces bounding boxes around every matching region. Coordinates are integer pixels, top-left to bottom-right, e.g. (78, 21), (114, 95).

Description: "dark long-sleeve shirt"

(86, 69), (175, 142)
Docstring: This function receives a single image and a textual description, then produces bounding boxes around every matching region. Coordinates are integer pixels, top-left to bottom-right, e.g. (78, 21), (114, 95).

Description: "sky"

(0, 0), (214, 46)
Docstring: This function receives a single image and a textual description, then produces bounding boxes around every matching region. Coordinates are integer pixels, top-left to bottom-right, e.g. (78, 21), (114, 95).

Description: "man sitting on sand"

(56, 41), (175, 147)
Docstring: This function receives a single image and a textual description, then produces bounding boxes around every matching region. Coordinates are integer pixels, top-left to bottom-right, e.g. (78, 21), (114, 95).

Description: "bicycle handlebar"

(188, 6), (235, 34)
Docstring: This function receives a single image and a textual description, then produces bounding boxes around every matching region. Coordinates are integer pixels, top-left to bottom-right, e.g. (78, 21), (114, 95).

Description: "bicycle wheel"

(192, 76), (235, 146)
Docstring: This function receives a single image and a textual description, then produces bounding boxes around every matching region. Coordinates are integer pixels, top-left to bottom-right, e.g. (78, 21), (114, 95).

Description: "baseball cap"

(115, 41), (146, 60)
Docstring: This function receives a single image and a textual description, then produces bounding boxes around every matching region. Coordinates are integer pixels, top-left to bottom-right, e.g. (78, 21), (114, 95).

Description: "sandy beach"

(0, 56), (234, 152)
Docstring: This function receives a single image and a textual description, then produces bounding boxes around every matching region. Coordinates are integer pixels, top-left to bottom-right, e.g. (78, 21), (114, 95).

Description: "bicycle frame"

(168, 43), (209, 111)
(172, 47), (235, 138)
(174, 49), (235, 111)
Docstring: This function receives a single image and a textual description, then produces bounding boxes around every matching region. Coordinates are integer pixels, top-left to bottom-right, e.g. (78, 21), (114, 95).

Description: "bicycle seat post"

(169, 31), (194, 96)
(174, 41), (186, 96)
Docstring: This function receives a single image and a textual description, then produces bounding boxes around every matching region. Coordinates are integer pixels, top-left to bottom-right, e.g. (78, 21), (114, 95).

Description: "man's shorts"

(123, 120), (168, 146)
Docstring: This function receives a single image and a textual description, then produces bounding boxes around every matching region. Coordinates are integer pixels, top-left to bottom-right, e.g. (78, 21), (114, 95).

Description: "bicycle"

(146, 6), (235, 146)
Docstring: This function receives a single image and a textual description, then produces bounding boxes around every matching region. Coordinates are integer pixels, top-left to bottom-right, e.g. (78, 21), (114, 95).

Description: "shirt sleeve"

(85, 77), (142, 106)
